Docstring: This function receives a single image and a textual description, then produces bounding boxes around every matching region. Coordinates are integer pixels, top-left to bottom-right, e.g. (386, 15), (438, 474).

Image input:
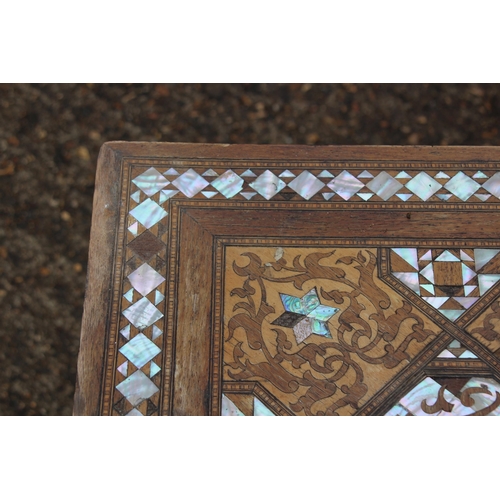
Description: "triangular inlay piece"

(357, 193), (373, 201)
(131, 191), (141, 203)
(420, 250), (432, 261)
(454, 297), (479, 308)
(440, 310), (464, 321)
(279, 170), (296, 178)
(120, 324), (131, 340)
(164, 168), (179, 176)
(392, 248), (419, 270)
(440, 297), (464, 310)
(464, 285), (477, 296)
(395, 171), (411, 179)
(421, 284), (435, 294)
(201, 191), (218, 198)
(396, 193), (413, 201)
(241, 169), (257, 177)
(221, 394), (244, 416)
(462, 263), (477, 284)
(318, 170), (334, 178)
(478, 274), (500, 295)
(128, 222), (139, 237)
(437, 349), (455, 358)
(357, 170), (374, 178)
(420, 262), (435, 283)
(473, 171), (488, 179)
(152, 325), (162, 340)
(435, 250), (460, 262)
(322, 192), (335, 201)
(436, 194), (452, 201)
(117, 361), (128, 377)
(459, 351), (478, 359)
(150, 361), (161, 377)
(435, 171), (450, 179)
(155, 290), (164, 305)
(474, 249), (500, 272)
(423, 297), (449, 308)
(475, 194), (491, 202)
(460, 250), (474, 262)
(159, 189), (179, 204)
(241, 192), (257, 200)
(202, 169), (218, 177)
(253, 397), (275, 416)
(393, 272), (420, 295)
(123, 289), (134, 302)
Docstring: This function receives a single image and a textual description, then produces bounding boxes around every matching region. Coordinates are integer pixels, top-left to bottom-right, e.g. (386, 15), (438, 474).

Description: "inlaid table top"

(74, 143), (500, 416)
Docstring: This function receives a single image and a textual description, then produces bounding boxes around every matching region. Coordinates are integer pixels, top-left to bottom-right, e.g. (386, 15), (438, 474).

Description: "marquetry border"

(214, 236), (500, 416)
(96, 157), (500, 415)
(222, 382), (294, 416)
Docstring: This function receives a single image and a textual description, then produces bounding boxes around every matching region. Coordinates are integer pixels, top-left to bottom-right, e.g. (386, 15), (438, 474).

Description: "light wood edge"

(73, 144), (124, 415)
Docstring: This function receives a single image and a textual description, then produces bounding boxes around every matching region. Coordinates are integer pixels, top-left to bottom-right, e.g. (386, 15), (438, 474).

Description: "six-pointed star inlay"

(271, 287), (339, 344)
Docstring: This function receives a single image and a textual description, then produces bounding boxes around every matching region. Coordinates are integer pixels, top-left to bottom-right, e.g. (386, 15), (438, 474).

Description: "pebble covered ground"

(1, 83), (500, 415)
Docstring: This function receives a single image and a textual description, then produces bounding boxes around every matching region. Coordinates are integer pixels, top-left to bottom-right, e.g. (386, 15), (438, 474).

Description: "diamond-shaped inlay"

(128, 263), (165, 296)
(405, 172), (441, 201)
(444, 172), (480, 201)
(327, 171), (364, 200)
(211, 170), (244, 198)
(172, 168), (209, 197)
(249, 170), (286, 200)
(406, 172), (441, 201)
(123, 297), (163, 329)
(132, 168), (170, 196)
(116, 370), (159, 406)
(128, 230), (164, 261)
(366, 172), (402, 200)
(129, 198), (168, 229)
(288, 171), (325, 200)
(482, 172), (500, 198)
(119, 333), (161, 368)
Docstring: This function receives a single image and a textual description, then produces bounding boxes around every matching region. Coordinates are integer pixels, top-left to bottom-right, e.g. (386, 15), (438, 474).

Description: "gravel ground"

(1, 83), (500, 415)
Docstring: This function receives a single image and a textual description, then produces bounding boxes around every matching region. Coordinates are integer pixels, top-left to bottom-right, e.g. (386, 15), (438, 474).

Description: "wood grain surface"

(74, 143), (500, 416)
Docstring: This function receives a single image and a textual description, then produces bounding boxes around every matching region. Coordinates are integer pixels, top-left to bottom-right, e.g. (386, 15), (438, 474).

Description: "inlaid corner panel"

(78, 146), (500, 416)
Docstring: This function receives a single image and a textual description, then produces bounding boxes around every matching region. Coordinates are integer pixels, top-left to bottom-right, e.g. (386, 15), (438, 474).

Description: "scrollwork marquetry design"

(223, 247), (442, 415)
(467, 298), (500, 357)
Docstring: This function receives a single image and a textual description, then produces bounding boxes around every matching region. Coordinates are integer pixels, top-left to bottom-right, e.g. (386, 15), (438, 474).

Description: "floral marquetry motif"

(74, 143), (500, 416)
(223, 247), (442, 416)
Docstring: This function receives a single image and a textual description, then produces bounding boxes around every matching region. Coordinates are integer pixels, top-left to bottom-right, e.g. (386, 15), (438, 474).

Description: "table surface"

(74, 143), (500, 416)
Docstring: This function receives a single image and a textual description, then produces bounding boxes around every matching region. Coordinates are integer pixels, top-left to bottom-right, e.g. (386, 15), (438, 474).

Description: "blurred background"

(1, 83), (500, 415)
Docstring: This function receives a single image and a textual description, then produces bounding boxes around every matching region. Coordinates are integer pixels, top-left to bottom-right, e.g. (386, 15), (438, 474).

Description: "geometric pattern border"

(97, 158), (500, 415)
